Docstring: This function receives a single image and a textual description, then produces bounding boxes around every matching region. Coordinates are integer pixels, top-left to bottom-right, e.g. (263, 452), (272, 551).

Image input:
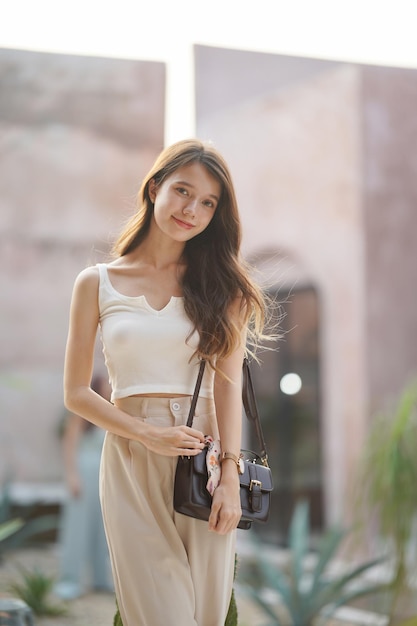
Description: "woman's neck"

(131, 226), (185, 270)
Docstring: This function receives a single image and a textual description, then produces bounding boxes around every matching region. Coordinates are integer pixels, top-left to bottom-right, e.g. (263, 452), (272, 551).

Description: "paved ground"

(0, 544), (267, 626)
(0, 544), (400, 626)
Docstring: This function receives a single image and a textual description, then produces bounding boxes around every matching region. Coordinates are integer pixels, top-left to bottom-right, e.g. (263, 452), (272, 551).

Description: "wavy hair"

(112, 139), (269, 365)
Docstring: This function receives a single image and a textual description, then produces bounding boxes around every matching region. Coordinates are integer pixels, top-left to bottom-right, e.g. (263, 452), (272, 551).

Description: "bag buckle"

(249, 478), (263, 512)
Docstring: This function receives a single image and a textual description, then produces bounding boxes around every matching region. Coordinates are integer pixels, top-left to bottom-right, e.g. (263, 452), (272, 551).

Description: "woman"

(64, 139), (268, 625)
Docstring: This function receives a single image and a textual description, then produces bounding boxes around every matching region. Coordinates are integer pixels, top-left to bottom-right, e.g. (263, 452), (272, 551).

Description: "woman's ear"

(148, 179), (157, 203)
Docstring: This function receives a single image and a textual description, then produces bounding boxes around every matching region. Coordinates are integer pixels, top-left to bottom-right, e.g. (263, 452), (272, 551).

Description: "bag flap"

(192, 450), (273, 492)
(240, 462), (273, 492)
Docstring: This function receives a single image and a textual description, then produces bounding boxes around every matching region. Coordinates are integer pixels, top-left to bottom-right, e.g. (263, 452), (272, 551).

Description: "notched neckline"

(141, 294), (183, 314)
(101, 265), (183, 313)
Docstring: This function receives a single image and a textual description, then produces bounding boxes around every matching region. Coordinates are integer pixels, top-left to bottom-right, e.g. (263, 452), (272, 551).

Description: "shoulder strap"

(185, 360), (206, 428)
(96, 262), (107, 285)
(242, 358), (269, 466)
(186, 358), (269, 467)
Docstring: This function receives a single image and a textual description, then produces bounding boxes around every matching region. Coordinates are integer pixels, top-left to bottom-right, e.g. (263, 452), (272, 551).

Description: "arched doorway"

(246, 253), (323, 544)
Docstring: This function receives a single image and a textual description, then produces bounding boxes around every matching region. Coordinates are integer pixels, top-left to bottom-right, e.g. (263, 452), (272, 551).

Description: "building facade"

(1, 45), (416, 536)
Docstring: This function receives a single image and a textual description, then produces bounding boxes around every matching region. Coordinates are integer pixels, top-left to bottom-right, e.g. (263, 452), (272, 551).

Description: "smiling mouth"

(172, 216), (194, 229)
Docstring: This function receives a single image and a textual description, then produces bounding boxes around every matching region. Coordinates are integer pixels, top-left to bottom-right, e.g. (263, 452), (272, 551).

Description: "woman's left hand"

(208, 465), (241, 534)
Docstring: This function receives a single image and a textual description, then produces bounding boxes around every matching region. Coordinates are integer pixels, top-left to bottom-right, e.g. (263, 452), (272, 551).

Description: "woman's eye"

(203, 200), (215, 209)
(177, 187), (188, 196)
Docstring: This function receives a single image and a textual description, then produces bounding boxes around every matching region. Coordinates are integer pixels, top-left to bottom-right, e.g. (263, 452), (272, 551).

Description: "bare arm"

(63, 267), (205, 456)
(208, 301), (246, 534)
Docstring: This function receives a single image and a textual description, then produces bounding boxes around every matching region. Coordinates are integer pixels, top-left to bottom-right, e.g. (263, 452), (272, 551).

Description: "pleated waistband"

(115, 395), (215, 419)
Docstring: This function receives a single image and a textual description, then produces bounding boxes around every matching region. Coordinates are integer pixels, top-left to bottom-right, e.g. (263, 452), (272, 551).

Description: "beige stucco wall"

(2, 45), (417, 532)
(198, 63), (367, 525)
(362, 66), (417, 408)
(196, 45), (417, 527)
(0, 48), (165, 483)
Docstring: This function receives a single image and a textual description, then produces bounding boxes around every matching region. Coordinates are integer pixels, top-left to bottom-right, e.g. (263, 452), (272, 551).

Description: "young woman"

(63, 139), (268, 625)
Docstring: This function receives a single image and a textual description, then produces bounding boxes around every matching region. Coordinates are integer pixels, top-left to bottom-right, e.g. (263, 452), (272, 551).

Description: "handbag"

(174, 358), (273, 530)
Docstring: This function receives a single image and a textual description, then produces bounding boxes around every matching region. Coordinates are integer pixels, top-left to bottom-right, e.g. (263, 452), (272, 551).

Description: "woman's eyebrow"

(175, 180), (219, 202)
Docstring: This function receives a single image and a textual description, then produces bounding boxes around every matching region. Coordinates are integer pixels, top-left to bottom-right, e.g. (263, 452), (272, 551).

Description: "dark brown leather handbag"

(173, 358), (273, 530)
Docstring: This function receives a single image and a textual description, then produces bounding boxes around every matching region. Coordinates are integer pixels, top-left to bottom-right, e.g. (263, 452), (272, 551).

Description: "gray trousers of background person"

(56, 428), (113, 597)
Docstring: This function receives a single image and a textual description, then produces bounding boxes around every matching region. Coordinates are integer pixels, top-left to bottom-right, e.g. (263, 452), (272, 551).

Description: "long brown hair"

(112, 139), (269, 365)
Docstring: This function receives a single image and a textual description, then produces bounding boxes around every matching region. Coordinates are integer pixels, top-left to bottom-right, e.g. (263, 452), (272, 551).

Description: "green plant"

(355, 381), (417, 623)
(0, 476), (59, 560)
(241, 500), (387, 626)
(114, 600), (123, 626)
(225, 555), (238, 626)
(8, 566), (67, 616)
(0, 518), (25, 543)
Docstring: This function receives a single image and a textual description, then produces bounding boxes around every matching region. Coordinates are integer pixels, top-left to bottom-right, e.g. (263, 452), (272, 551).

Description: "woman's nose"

(183, 199), (197, 216)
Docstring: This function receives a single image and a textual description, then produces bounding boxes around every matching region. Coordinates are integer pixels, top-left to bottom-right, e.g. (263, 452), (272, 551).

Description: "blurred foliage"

(240, 500), (387, 625)
(0, 476), (59, 561)
(355, 381), (417, 623)
(0, 518), (25, 543)
(8, 566), (67, 616)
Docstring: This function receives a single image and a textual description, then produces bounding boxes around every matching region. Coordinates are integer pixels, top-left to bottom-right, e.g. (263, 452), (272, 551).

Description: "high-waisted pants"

(99, 396), (236, 626)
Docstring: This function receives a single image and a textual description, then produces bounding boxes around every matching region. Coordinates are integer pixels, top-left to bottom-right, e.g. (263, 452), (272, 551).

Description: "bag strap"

(242, 358), (269, 466)
(185, 360), (206, 428)
(186, 358), (269, 467)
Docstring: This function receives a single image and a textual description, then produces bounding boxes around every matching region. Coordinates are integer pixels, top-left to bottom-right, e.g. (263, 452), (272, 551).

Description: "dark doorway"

(247, 286), (322, 544)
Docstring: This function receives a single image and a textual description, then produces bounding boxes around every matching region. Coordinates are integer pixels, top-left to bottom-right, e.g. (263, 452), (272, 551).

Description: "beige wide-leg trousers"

(100, 396), (236, 626)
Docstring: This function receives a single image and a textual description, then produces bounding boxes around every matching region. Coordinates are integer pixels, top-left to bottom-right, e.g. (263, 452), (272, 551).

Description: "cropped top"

(97, 264), (214, 402)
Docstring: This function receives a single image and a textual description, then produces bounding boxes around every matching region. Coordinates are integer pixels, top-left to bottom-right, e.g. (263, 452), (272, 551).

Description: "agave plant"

(0, 477), (22, 552)
(8, 566), (67, 617)
(0, 476), (59, 561)
(241, 500), (387, 626)
(0, 518), (25, 543)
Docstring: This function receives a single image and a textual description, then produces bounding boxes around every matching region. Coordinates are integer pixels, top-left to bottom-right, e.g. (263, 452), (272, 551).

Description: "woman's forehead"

(166, 162), (221, 195)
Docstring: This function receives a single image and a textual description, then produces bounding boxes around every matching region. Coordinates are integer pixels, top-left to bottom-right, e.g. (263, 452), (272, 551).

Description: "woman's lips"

(172, 216), (194, 230)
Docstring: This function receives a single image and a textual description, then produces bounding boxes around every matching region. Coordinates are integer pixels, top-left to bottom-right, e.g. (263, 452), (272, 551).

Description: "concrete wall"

(195, 45), (417, 526)
(2, 44), (417, 530)
(0, 48), (165, 483)
(362, 66), (417, 408)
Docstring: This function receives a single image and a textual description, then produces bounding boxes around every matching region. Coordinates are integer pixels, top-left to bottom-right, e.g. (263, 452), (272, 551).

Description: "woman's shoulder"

(73, 265), (101, 293)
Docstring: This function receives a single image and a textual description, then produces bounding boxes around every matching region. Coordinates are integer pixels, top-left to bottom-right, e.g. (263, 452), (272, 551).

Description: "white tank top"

(97, 264), (214, 402)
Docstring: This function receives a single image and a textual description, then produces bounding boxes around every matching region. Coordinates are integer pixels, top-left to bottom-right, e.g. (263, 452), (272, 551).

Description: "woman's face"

(149, 162), (221, 242)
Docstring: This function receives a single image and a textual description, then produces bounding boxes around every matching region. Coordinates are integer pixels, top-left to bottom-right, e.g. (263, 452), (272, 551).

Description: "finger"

(208, 502), (221, 531)
(182, 440), (205, 449)
(211, 518), (231, 535)
(177, 447), (203, 456)
(184, 427), (205, 442)
(210, 504), (240, 534)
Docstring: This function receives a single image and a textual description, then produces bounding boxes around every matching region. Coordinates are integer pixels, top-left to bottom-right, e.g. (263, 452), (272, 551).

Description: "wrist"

(221, 451), (244, 474)
(133, 419), (153, 445)
(219, 461), (241, 486)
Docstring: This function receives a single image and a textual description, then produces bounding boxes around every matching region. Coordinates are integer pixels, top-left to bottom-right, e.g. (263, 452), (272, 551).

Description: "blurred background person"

(54, 374), (113, 600)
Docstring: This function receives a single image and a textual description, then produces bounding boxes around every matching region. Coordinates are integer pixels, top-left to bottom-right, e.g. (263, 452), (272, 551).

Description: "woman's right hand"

(141, 424), (205, 457)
